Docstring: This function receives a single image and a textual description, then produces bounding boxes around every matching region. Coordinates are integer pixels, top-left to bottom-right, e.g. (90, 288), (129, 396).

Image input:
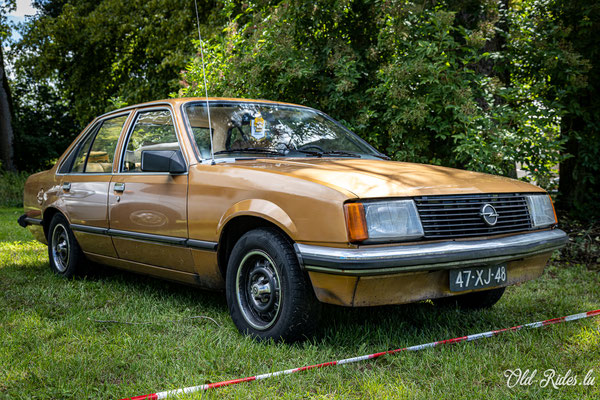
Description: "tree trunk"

(0, 44), (15, 171)
(557, 111), (600, 219)
(557, 115), (577, 213)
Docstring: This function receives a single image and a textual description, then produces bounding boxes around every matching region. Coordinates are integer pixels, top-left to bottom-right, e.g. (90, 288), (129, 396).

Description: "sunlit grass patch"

(566, 324), (600, 353)
(0, 240), (46, 267)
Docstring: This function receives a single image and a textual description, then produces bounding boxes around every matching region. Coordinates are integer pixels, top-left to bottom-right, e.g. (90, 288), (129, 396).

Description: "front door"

(108, 107), (194, 272)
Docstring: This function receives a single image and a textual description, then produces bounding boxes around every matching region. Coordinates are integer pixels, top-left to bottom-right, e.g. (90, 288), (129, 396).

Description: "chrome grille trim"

(414, 193), (533, 239)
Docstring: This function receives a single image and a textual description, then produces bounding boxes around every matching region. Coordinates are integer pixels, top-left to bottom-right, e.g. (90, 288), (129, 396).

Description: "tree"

(0, 0), (15, 171)
(13, 0), (219, 124)
(178, 0), (565, 188)
(8, 0), (219, 171)
(550, 0), (600, 218)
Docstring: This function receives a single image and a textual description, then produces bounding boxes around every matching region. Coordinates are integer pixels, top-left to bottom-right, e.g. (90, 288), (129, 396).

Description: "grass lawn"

(1, 206), (599, 399)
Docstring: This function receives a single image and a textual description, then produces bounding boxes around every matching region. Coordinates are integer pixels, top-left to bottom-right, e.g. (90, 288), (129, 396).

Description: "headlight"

(344, 200), (424, 243)
(525, 194), (557, 228)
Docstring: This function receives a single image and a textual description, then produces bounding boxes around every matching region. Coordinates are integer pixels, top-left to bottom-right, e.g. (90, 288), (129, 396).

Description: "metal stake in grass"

(120, 309), (600, 400)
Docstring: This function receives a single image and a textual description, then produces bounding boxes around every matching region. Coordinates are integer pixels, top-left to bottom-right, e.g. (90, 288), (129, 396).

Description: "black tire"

(47, 213), (86, 278)
(225, 228), (321, 342)
(435, 287), (506, 309)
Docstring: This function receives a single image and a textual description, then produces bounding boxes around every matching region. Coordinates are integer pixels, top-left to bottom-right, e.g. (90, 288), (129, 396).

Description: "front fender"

(217, 199), (298, 239)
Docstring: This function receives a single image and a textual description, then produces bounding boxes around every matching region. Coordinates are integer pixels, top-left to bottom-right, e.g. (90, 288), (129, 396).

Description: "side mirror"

(141, 150), (186, 174)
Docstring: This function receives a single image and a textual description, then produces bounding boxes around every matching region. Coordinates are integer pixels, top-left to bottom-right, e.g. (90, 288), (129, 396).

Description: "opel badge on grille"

(479, 204), (499, 226)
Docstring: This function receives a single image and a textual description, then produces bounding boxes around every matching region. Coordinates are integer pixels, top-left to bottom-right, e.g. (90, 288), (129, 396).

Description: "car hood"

(230, 158), (544, 198)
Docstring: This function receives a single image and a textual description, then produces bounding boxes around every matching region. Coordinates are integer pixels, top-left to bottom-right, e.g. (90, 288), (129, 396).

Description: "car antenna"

(194, 0), (215, 165)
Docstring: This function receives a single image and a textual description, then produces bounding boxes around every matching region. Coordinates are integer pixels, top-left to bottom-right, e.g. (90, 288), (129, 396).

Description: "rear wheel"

(225, 228), (321, 342)
(436, 287), (506, 309)
(48, 213), (86, 278)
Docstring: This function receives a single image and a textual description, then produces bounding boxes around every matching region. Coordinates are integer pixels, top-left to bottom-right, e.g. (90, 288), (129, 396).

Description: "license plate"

(449, 264), (507, 292)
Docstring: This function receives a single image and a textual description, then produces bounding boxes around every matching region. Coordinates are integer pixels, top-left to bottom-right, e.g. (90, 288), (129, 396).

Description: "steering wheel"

(298, 144), (325, 152)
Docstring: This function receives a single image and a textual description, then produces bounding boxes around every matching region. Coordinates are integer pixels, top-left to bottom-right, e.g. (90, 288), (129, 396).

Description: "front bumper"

(296, 229), (567, 276)
(297, 229), (567, 307)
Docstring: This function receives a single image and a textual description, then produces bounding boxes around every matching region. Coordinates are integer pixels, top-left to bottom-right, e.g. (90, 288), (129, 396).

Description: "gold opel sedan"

(19, 98), (567, 341)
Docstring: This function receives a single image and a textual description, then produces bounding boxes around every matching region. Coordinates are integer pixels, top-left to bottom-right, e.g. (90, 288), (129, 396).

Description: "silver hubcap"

(51, 224), (70, 273)
(236, 250), (281, 330)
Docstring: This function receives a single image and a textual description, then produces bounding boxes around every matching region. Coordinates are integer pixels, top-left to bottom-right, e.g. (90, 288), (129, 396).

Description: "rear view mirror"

(141, 150), (186, 174)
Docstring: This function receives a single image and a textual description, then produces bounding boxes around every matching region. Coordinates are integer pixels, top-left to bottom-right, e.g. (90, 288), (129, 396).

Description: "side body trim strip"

(70, 224), (108, 235)
(69, 225), (218, 252)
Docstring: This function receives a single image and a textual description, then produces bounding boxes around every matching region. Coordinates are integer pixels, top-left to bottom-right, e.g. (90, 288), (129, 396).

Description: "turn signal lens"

(344, 203), (368, 243)
(549, 195), (558, 225)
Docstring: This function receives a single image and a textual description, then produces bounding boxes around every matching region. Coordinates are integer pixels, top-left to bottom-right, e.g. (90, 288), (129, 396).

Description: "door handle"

(114, 182), (125, 193)
(62, 182), (71, 191)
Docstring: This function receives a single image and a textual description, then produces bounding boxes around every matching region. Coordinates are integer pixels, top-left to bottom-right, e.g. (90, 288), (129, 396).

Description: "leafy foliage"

(10, 75), (79, 171)
(8, 0), (220, 171)
(0, 1), (14, 41)
(13, 0), (218, 125)
(544, 0), (600, 218)
(177, 0), (584, 192)
(0, 170), (28, 207)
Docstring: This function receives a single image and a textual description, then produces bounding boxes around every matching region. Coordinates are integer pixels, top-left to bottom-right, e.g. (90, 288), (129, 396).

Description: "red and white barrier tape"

(120, 309), (600, 400)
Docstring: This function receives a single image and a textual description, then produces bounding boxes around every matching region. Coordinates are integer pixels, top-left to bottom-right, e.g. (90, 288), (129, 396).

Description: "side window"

(191, 127), (212, 158)
(85, 115), (128, 173)
(70, 115), (128, 173)
(59, 124), (97, 174)
(71, 128), (98, 173)
(122, 110), (179, 173)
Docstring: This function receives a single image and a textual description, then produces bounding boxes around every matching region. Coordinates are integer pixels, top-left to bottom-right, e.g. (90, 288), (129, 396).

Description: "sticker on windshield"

(251, 116), (267, 139)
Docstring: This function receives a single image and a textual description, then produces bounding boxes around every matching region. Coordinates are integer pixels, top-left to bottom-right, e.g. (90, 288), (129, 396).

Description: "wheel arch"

(42, 207), (67, 239)
(217, 213), (297, 280)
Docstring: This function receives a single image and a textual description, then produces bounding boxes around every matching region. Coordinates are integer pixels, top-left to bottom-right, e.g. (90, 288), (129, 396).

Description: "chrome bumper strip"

(17, 215), (42, 227)
(296, 229), (567, 276)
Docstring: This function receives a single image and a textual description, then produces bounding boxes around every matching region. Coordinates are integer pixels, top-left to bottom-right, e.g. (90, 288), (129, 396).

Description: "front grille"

(414, 193), (533, 239)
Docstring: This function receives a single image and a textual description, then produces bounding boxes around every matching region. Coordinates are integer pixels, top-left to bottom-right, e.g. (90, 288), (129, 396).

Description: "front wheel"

(225, 228), (321, 342)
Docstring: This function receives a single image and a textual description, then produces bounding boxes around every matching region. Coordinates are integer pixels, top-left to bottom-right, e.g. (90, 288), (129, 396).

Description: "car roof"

(96, 97), (308, 120)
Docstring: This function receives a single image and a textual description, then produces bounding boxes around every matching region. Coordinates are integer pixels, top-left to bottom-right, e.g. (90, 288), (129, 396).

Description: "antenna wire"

(194, 0), (215, 163)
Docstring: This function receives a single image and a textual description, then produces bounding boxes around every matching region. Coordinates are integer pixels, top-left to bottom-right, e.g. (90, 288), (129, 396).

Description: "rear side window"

(85, 115), (128, 173)
(68, 114), (128, 173)
(71, 129), (97, 173)
(122, 110), (180, 173)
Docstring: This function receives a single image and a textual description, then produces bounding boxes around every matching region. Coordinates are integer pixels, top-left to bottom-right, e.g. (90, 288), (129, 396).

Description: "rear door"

(108, 107), (194, 272)
(58, 113), (130, 257)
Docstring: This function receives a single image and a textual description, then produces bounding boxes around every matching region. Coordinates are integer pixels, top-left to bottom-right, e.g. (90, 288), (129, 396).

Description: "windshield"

(183, 101), (383, 160)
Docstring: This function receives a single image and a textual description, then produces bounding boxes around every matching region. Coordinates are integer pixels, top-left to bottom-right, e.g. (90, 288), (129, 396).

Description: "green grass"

(1, 206), (599, 399)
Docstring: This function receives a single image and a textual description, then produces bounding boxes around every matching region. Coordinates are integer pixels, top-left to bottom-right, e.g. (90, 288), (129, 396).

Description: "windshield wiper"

(320, 150), (362, 158)
(373, 153), (391, 160)
(214, 148), (285, 156)
(292, 149), (362, 158)
(292, 149), (322, 157)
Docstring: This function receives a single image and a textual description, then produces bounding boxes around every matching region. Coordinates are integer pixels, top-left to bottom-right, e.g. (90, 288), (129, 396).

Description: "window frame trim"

(180, 100), (385, 164)
(56, 111), (132, 176)
(117, 106), (189, 175)
(58, 121), (101, 174)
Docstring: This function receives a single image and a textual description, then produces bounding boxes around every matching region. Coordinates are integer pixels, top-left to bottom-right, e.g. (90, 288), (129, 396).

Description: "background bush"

(176, 0), (599, 218)
(177, 1), (569, 186)
(0, 170), (28, 207)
